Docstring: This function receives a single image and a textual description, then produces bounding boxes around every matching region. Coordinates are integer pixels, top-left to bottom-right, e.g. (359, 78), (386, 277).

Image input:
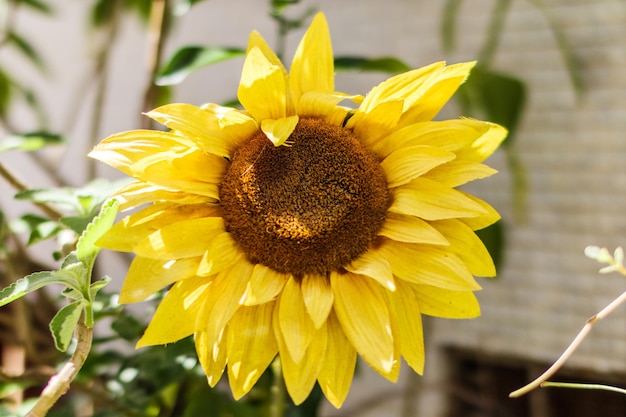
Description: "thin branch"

(25, 319), (93, 417)
(140, 0), (168, 127)
(541, 381), (626, 395)
(0, 160), (63, 220)
(510, 289), (626, 397)
(86, 0), (122, 180)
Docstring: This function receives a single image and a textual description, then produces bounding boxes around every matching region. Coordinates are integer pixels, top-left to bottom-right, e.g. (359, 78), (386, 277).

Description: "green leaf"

(0, 271), (72, 307)
(7, 32), (45, 71)
(0, 69), (12, 116)
(334, 56), (411, 74)
(528, 0), (584, 98)
(89, 276), (111, 300)
(156, 46), (246, 86)
(0, 132), (64, 152)
(457, 66), (526, 144)
(50, 300), (84, 351)
(475, 220), (505, 274)
(76, 199), (119, 267)
(15, 179), (127, 218)
(17, 0), (53, 14)
(172, 0), (208, 16)
(441, 0), (463, 52)
(10, 214), (62, 245)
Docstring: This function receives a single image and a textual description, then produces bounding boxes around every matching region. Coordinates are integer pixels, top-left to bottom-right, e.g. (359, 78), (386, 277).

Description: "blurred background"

(1, 0), (625, 416)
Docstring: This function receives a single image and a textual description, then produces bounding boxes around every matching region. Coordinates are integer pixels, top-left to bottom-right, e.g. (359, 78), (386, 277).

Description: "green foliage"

(50, 300), (84, 351)
(17, 0), (53, 14)
(6, 32), (45, 72)
(0, 198), (118, 357)
(156, 46), (246, 86)
(0, 132), (64, 152)
(15, 179), (129, 238)
(457, 65), (526, 144)
(475, 220), (505, 274)
(334, 56), (411, 74)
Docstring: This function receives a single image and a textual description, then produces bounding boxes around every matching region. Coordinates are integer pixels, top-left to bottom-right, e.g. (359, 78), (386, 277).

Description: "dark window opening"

(445, 348), (626, 417)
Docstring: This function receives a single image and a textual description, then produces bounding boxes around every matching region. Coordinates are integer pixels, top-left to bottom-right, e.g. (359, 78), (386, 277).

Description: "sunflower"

(90, 13), (506, 408)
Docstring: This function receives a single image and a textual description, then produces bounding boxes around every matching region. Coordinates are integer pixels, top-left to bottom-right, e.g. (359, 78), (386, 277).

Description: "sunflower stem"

(269, 357), (287, 417)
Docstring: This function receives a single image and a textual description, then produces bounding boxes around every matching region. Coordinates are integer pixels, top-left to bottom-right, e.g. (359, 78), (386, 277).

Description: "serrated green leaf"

(76, 199), (119, 267)
(50, 300), (84, 352)
(0, 131), (64, 152)
(334, 56), (411, 74)
(156, 46), (246, 86)
(0, 271), (71, 307)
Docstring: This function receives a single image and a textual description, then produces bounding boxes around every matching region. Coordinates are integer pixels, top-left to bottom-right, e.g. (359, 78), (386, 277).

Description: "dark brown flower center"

(219, 118), (391, 276)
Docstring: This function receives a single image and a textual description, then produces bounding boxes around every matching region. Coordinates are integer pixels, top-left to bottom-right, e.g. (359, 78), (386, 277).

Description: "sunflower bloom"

(90, 13), (506, 408)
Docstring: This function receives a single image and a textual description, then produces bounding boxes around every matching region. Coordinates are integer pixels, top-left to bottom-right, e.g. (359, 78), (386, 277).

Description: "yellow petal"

(372, 118), (485, 159)
(389, 177), (488, 220)
(297, 91), (357, 121)
(227, 302), (278, 399)
(238, 47), (288, 121)
(386, 280), (424, 374)
(431, 219), (495, 277)
(359, 61), (445, 114)
(345, 249), (396, 291)
(460, 122), (507, 162)
(112, 181), (214, 212)
(247, 30), (286, 74)
(381, 145), (456, 188)
(414, 284), (481, 318)
(120, 256), (201, 303)
(378, 240), (481, 291)
(194, 261), (253, 350)
(135, 149), (226, 198)
(145, 103), (249, 158)
(241, 264), (289, 306)
(317, 312), (356, 408)
(196, 326), (227, 387)
(422, 160), (497, 187)
(278, 277), (316, 364)
(134, 217), (224, 259)
(301, 275), (334, 328)
(275, 317), (328, 405)
(330, 272), (397, 379)
(347, 99), (404, 147)
(137, 277), (211, 347)
(197, 232), (243, 276)
(379, 212), (449, 245)
(458, 192), (501, 231)
(289, 13), (334, 104)
(397, 62), (476, 126)
(97, 203), (220, 252)
(261, 116), (299, 147)
(88, 130), (194, 173)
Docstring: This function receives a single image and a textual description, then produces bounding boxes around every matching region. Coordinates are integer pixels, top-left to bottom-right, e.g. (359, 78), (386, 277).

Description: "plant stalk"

(26, 319), (93, 417)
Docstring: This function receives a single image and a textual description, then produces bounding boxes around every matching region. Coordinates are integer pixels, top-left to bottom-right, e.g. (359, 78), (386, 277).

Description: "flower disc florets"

(220, 117), (391, 276)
